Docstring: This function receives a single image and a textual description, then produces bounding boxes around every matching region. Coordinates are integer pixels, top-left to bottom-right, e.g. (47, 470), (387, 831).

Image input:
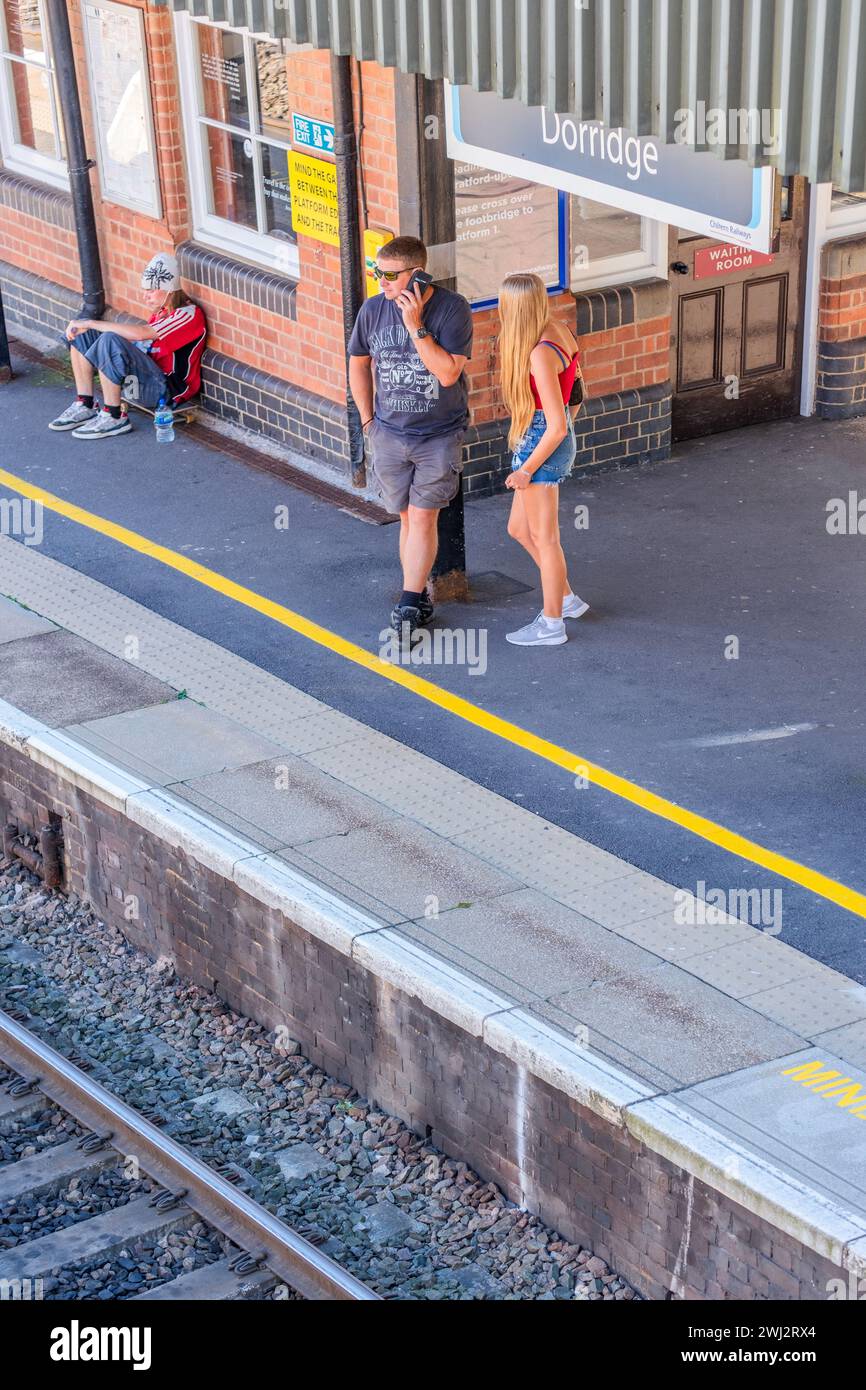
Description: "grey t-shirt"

(348, 286), (474, 438)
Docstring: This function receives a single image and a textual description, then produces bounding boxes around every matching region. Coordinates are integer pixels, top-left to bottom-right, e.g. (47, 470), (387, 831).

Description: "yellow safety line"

(2, 466), (864, 919)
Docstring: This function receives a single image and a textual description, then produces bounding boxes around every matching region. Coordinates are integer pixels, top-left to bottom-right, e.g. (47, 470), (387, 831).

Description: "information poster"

(82, 0), (161, 218)
(454, 161), (561, 305)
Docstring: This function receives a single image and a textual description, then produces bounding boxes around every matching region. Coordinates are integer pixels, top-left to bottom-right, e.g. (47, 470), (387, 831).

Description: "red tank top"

(529, 338), (580, 409)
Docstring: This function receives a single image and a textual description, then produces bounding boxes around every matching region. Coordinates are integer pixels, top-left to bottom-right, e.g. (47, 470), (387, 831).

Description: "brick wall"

(0, 741), (848, 1302)
(0, 1), (676, 485)
(816, 234), (866, 421)
(0, 7), (398, 409)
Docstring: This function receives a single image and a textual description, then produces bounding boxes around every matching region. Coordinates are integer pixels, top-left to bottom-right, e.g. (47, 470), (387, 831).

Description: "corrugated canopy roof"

(166, 0), (866, 191)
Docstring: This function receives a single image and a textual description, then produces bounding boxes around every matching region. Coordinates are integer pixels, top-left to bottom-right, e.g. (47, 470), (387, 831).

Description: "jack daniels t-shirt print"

(348, 285), (474, 438)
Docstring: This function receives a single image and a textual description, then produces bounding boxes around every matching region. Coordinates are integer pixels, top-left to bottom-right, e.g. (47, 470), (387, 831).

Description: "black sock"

(400, 590), (424, 608)
(106, 404), (122, 420)
(77, 394), (94, 408)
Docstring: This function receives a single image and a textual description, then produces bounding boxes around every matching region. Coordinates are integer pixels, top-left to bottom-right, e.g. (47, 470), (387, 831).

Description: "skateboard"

(120, 382), (199, 425)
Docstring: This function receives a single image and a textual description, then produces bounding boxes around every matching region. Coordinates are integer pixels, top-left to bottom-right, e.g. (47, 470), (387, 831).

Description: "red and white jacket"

(147, 303), (207, 404)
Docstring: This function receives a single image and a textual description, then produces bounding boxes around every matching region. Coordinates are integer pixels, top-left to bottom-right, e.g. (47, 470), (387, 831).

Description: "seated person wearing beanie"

(49, 251), (207, 439)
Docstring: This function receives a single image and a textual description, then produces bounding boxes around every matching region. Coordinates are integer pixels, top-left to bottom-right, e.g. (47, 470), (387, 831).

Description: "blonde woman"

(500, 273), (588, 647)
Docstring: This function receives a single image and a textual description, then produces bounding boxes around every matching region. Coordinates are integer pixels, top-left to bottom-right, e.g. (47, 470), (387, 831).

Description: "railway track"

(0, 1008), (379, 1302)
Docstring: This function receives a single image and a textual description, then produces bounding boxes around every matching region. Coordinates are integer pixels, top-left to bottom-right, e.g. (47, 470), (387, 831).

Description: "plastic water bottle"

(154, 397), (175, 444)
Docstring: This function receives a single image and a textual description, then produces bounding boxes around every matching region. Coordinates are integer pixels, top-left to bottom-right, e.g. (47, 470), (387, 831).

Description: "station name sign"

(446, 85), (774, 255)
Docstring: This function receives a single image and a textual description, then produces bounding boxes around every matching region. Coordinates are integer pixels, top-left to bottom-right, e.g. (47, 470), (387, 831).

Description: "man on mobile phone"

(348, 236), (473, 638)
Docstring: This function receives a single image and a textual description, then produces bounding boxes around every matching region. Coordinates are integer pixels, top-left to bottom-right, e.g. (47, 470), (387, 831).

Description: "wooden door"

(670, 176), (808, 441)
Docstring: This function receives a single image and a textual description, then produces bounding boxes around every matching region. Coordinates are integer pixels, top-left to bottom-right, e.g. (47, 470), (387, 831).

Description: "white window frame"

(569, 201), (666, 292)
(174, 11), (302, 277)
(827, 187), (866, 237)
(0, 0), (67, 189)
(801, 183), (866, 417)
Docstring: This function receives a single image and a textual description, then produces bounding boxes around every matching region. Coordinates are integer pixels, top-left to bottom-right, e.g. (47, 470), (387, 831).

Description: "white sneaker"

(72, 409), (132, 440)
(48, 399), (98, 431)
(506, 615), (568, 647)
(563, 593), (590, 619)
(532, 594), (589, 624)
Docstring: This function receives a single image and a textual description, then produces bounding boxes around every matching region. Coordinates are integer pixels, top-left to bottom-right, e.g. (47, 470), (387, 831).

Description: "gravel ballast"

(0, 860), (638, 1301)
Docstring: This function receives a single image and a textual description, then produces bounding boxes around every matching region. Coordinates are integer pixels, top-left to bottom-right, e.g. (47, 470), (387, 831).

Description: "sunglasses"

(373, 265), (417, 282)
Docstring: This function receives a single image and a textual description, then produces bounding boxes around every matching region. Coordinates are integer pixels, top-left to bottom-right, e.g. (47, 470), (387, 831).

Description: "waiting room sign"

(446, 84), (775, 255)
(694, 243), (776, 278)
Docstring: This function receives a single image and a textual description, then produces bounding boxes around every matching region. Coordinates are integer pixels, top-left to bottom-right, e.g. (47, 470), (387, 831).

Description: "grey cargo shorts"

(366, 421), (466, 513)
(65, 329), (169, 409)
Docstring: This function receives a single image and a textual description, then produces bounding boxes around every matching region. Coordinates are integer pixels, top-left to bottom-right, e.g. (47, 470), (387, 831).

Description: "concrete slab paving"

(397, 888), (662, 1003)
(559, 871), (684, 929)
(677, 934), (819, 999)
(290, 818), (520, 922)
(65, 700), (287, 785)
(176, 755), (396, 851)
(676, 1047), (866, 1221)
(533, 962), (807, 1089)
(744, 970), (866, 1036)
(275, 846), (405, 928)
(453, 820), (634, 897)
(255, 706), (366, 756)
(608, 907), (758, 961)
(0, 535), (322, 726)
(0, 630), (176, 727)
(0, 594), (56, 643)
(812, 1020), (866, 1072)
(307, 735), (509, 837)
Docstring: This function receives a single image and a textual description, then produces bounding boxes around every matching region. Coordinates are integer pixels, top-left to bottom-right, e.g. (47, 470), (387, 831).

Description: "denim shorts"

(511, 408), (576, 486)
(64, 328), (169, 409)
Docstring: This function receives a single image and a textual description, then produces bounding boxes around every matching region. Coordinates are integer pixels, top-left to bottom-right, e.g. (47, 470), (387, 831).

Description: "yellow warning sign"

(288, 150), (340, 247)
(364, 227), (394, 297)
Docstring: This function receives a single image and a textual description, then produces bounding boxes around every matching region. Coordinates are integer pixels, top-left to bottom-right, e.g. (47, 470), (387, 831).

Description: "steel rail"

(0, 1009), (380, 1301)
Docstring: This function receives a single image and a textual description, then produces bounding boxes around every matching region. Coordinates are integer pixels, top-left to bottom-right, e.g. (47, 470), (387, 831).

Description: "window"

(828, 186), (866, 235)
(0, 0), (66, 187)
(452, 163), (664, 306)
(570, 196), (662, 289)
(175, 14), (301, 275)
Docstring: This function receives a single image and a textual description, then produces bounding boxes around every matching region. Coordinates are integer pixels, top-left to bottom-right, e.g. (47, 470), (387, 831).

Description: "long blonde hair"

(498, 273), (552, 451)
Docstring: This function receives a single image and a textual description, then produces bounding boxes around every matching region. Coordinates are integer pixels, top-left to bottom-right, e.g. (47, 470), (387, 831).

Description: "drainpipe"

(330, 52), (366, 487)
(45, 0), (105, 319)
(0, 286), (11, 381)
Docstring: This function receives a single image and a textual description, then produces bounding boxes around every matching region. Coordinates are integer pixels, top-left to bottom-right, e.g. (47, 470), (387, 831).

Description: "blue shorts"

(511, 408), (576, 485)
(65, 328), (169, 409)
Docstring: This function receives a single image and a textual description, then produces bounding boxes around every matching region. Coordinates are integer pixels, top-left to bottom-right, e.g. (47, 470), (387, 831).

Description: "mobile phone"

(406, 269), (434, 294)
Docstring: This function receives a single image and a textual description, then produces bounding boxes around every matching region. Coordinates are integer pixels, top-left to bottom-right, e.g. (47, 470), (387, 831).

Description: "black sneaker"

(390, 603), (423, 641)
(416, 589), (434, 626)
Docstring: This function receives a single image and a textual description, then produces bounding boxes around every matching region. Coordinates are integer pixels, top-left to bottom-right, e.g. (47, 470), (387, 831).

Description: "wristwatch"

(411, 327), (431, 340)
